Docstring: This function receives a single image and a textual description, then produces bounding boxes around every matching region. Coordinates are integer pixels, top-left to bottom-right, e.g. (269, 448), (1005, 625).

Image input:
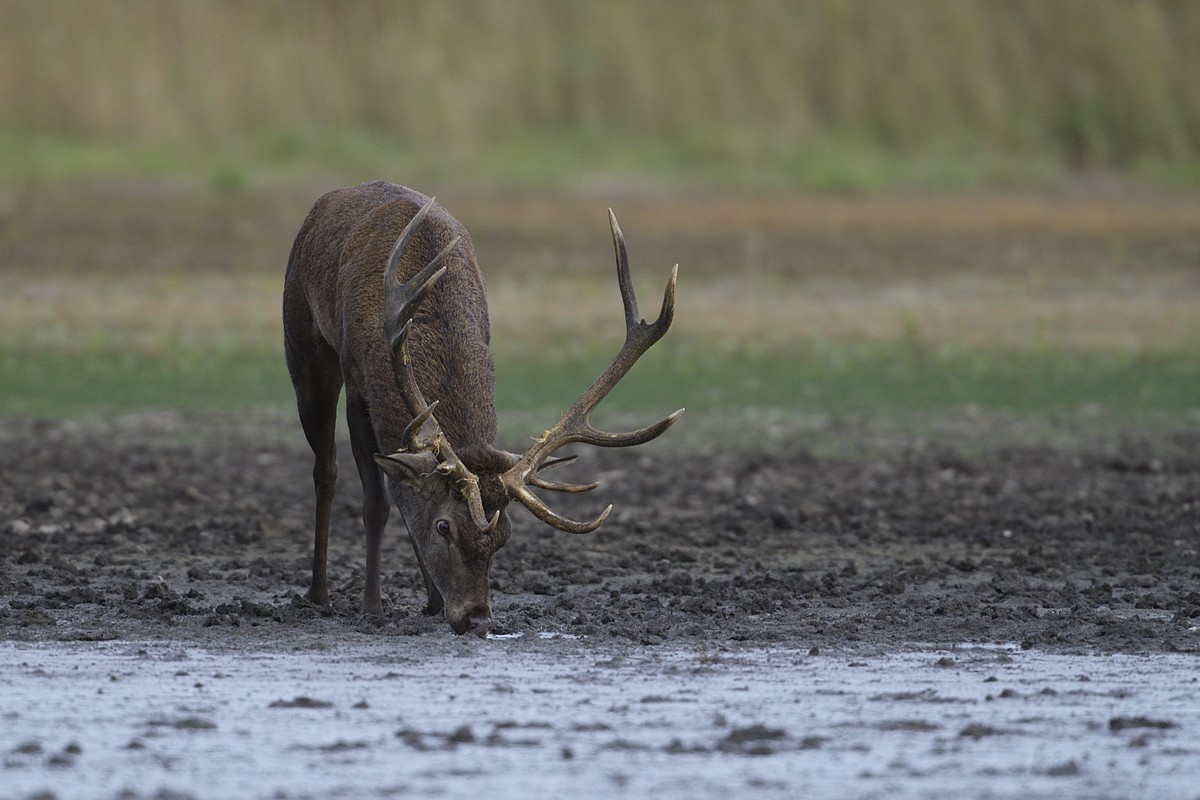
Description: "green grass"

(0, 350), (289, 418)
(3, 344), (1197, 426)
(504, 344), (1200, 420)
(0, 126), (1085, 193)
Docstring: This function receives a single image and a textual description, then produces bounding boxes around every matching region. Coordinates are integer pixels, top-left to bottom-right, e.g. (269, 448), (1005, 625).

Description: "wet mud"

(2, 411), (1199, 799)
(2, 411), (1197, 652)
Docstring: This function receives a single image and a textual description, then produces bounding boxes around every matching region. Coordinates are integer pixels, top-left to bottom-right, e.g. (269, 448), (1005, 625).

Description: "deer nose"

(466, 607), (491, 639)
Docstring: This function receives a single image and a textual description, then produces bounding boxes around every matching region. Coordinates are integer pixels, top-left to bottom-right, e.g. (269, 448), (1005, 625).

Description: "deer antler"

(499, 209), (684, 533)
(380, 197), (499, 534)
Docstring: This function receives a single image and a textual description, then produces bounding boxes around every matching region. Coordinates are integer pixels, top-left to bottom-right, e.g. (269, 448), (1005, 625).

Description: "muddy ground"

(2, 410), (1198, 652)
(2, 411), (1199, 799)
(3, 183), (1200, 798)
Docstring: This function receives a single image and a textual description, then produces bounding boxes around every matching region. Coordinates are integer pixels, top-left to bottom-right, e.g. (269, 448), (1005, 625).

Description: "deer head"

(373, 198), (682, 636)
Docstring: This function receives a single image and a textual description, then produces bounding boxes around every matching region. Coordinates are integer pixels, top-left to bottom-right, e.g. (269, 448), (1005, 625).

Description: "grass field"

(2, 184), (1197, 436)
(3, 2), (1199, 431)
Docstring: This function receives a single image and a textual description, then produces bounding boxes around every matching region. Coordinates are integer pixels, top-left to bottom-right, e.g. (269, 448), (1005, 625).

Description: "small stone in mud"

(171, 716), (217, 731)
(397, 729), (433, 751)
(959, 723), (1004, 739)
(448, 725), (475, 744)
(602, 738), (649, 752)
(1109, 716), (1176, 732)
(485, 729), (542, 748)
(142, 581), (172, 600)
(237, 598), (274, 618)
(718, 724), (788, 754)
(317, 740), (369, 753)
(640, 694), (673, 703)
(1041, 759), (1081, 777)
(878, 720), (940, 732)
(269, 696), (333, 709)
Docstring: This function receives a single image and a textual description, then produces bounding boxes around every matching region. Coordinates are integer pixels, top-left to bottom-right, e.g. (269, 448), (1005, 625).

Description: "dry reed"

(2, 0), (1197, 172)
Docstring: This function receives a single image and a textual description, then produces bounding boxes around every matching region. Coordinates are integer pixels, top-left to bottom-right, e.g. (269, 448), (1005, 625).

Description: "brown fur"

(284, 182), (511, 636)
(284, 182), (679, 637)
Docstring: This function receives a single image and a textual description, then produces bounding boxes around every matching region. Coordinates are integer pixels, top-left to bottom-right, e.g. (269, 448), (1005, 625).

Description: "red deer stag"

(283, 182), (680, 637)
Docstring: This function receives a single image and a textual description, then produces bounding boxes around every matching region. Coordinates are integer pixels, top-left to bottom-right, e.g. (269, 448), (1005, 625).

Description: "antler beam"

(499, 209), (684, 533)
(380, 197), (498, 534)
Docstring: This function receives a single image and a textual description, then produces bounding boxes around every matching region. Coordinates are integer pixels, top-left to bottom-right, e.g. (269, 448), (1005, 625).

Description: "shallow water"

(2, 637), (1197, 800)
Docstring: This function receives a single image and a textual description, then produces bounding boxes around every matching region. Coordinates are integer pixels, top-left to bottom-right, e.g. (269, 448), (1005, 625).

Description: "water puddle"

(2, 638), (1197, 799)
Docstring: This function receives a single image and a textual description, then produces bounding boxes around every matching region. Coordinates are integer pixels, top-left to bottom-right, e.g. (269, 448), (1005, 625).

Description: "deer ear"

(374, 452), (438, 487)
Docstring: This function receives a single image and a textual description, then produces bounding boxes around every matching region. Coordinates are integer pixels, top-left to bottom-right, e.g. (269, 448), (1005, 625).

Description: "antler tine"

(525, 454), (598, 493)
(508, 482), (612, 535)
(499, 210), (684, 534)
(383, 196), (435, 334)
(384, 249), (460, 351)
(610, 209), (639, 330)
(382, 198), (459, 421)
(528, 473), (599, 493)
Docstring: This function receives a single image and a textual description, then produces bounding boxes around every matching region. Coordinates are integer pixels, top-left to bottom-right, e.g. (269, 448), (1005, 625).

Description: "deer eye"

(435, 519), (452, 537)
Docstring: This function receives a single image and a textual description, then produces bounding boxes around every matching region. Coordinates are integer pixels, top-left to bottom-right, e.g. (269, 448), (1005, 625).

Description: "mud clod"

(268, 697), (333, 710)
(1109, 716), (1177, 732)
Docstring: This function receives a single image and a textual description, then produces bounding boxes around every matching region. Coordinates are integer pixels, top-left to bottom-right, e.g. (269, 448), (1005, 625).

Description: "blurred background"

(3, 0), (1200, 187)
(1, 0), (1198, 437)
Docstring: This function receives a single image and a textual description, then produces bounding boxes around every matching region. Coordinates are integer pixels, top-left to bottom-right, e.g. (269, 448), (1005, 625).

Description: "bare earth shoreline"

(3, 410), (1197, 652)
(2, 410), (1198, 798)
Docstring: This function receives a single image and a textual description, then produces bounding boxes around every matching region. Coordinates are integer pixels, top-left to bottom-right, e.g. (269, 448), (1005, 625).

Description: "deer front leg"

(359, 485), (389, 617)
(347, 394), (391, 617)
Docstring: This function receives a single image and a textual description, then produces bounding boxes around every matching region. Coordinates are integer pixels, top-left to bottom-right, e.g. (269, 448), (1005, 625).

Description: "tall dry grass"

(1, 0), (1198, 172)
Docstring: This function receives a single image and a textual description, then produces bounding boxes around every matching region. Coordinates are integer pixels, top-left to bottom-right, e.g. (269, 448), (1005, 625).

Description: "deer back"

(284, 181), (499, 459)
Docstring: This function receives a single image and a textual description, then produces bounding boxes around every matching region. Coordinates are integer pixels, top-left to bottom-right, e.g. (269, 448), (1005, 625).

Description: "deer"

(283, 182), (681, 638)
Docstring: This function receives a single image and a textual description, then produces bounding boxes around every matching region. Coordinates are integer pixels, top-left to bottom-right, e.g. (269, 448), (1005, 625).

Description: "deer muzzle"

(449, 604), (492, 638)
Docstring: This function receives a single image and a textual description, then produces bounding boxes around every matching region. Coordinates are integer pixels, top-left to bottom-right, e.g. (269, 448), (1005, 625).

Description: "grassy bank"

(3, 344), (1197, 430)
(2, 184), (1196, 433)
